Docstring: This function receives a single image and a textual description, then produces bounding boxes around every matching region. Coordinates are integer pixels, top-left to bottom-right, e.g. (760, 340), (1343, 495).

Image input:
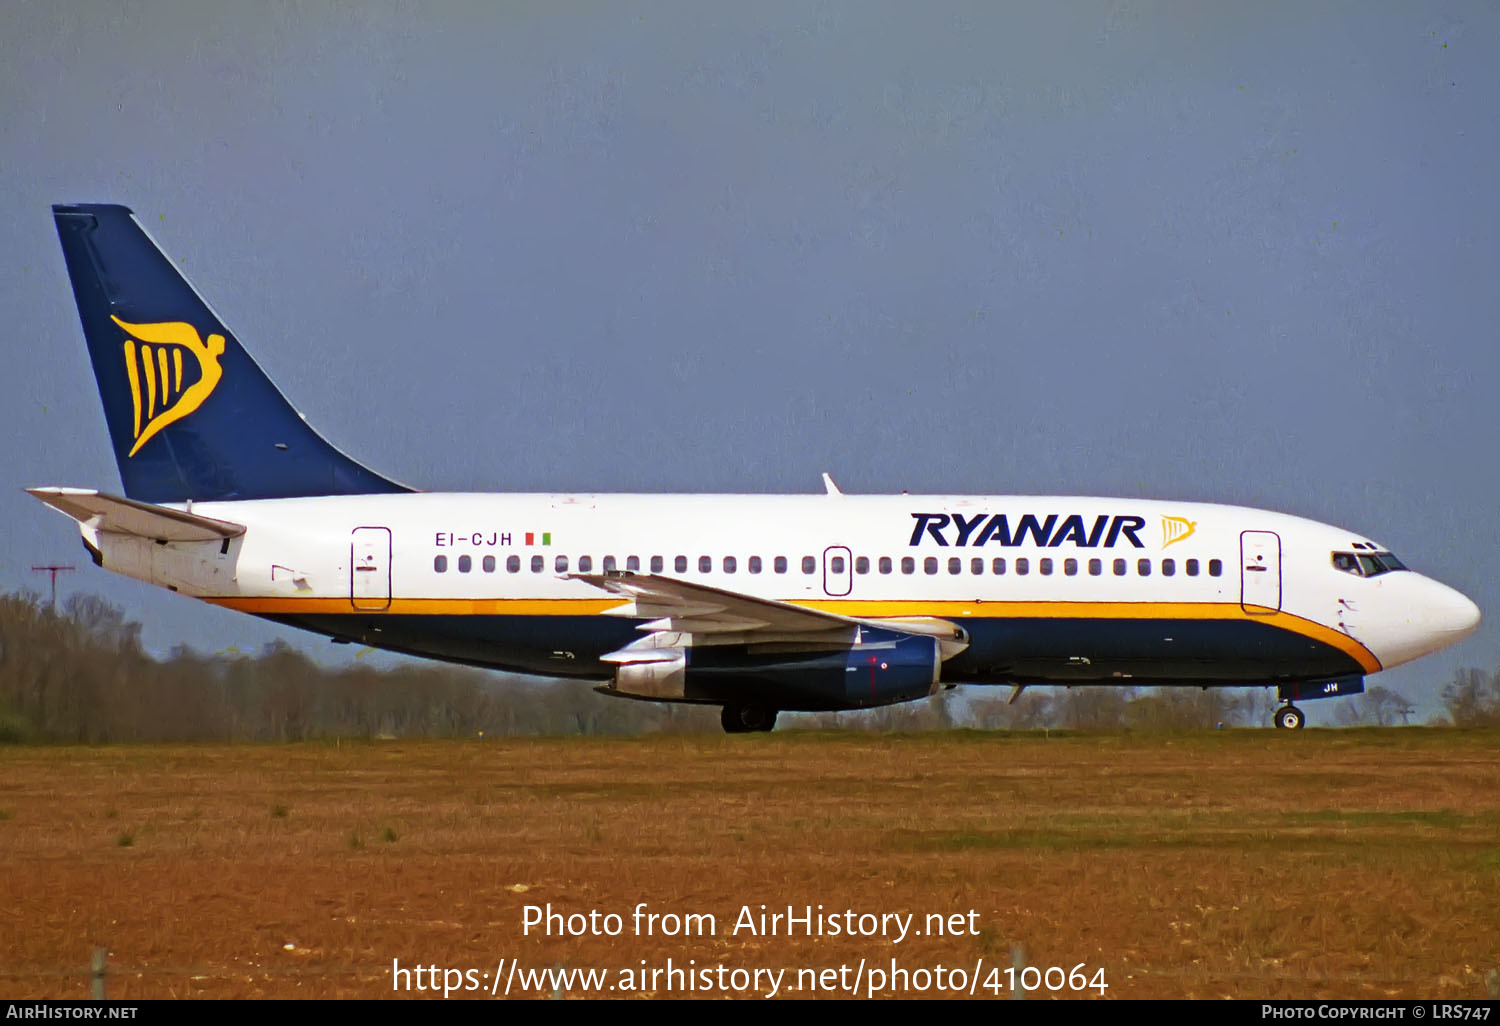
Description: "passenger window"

(879, 556), (893, 574)
(723, 556), (737, 573)
(555, 555), (568, 573)
(970, 558), (983, 575)
(458, 555), (472, 573)
(578, 555), (592, 572)
(1016, 557), (1029, 576)
(434, 555), (448, 573)
(802, 556), (816, 574)
(1186, 558), (1200, 576)
(1064, 558), (1078, 576)
(1088, 558), (1102, 576)
(775, 556), (788, 574)
(483, 555), (496, 573)
(924, 557), (938, 575)
(855, 556), (869, 574)
(650, 555), (664, 573)
(1209, 559), (1223, 577)
(1161, 558), (1174, 577)
(992, 558), (1006, 575)
(602, 555), (616, 572)
(531, 555), (544, 573)
(1113, 558), (1127, 576)
(1039, 557), (1053, 576)
(675, 556), (687, 573)
(626, 556), (640, 572)
(699, 555), (712, 573)
(506, 555), (520, 573)
(901, 557), (915, 574)
(831, 556), (845, 574)
(1137, 558), (1150, 577)
(948, 557), (962, 575)
(749, 556), (762, 574)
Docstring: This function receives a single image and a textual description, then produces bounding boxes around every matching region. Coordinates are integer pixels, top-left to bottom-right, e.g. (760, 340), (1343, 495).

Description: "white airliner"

(32, 204), (1482, 732)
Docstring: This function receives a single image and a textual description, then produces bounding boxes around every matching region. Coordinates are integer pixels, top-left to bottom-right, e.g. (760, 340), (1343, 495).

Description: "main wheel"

(743, 705), (777, 732)
(1274, 705), (1305, 730)
(721, 704), (778, 733)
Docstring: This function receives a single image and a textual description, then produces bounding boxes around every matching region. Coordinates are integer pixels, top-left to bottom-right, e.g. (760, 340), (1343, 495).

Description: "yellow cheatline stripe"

(201, 595), (1381, 674)
(205, 597), (626, 616)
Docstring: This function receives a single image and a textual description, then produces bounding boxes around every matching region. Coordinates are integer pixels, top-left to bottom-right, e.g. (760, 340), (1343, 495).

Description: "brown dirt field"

(0, 729), (1496, 1000)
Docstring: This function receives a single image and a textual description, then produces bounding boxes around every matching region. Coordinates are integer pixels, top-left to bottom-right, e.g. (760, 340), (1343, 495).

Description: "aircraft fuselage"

(74, 491), (1479, 709)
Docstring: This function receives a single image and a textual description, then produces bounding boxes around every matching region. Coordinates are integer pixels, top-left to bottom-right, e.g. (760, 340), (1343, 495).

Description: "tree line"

(0, 590), (1490, 742)
(0, 591), (710, 742)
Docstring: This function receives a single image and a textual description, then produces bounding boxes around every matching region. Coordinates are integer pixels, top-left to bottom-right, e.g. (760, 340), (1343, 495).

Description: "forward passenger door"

(1239, 530), (1281, 614)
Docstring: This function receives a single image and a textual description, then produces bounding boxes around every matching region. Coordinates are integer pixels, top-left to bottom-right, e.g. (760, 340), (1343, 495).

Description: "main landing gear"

(721, 704), (778, 734)
(1274, 704), (1306, 730)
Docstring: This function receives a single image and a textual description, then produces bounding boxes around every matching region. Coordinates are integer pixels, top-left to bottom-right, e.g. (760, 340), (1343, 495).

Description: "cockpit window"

(1332, 551), (1407, 577)
(1367, 552), (1405, 574)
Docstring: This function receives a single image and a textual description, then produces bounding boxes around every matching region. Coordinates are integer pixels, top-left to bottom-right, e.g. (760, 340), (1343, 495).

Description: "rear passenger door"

(351, 526), (392, 610)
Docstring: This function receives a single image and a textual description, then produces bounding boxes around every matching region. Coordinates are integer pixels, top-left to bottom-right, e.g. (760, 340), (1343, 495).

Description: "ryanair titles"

(910, 512), (1146, 548)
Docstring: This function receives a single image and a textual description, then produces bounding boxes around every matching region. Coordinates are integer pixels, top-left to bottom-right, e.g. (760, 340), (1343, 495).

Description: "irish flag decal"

(524, 532), (552, 546)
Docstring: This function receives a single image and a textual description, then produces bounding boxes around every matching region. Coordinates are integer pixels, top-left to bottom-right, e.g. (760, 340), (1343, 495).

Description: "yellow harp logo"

(113, 315), (226, 457)
(1162, 515), (1197, 548)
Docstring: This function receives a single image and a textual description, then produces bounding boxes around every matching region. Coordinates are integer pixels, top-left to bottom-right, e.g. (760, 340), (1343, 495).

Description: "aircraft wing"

(568, 572), (968, 661)
(27, 487), (245, 542)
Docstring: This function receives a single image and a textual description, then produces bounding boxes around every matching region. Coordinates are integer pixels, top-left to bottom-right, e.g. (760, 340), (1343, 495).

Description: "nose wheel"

(1274, 704), (1305, 730)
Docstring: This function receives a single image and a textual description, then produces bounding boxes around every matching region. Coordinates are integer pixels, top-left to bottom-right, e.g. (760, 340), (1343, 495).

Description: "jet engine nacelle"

(613, 654), (688, 700)
(608, 628), (942, 712)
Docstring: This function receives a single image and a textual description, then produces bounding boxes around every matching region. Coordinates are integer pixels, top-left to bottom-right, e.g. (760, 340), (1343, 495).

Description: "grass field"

(0, 729), (1496, 999)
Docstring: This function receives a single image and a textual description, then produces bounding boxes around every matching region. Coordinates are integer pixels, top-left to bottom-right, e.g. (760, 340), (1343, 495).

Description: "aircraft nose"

(1362, 575), (1482, 669)
(1434, 584), (1482, 639)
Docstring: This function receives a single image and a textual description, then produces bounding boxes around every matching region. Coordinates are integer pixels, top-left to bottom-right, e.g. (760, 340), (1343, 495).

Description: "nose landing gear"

(1273, 704), (1305, 730)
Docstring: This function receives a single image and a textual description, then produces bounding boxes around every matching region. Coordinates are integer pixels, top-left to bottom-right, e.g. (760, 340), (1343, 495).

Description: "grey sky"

(3, 3), (1495, 721)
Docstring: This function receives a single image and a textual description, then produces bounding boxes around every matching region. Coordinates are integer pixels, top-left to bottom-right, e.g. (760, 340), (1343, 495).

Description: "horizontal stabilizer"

(27, 487), (245, 542)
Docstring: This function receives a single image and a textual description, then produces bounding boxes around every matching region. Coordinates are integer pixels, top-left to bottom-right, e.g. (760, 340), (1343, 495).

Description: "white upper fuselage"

(100, 491), (1481, 679)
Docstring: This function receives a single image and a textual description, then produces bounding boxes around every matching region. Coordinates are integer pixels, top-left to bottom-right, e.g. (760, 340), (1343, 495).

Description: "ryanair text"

(909, 512), (1147, 548)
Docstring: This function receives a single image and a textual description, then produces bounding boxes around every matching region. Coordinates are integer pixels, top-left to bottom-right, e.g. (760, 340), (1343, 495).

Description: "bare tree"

(1125, 687), (1254, 729)
(1054, 686), (1135, 728)
(968, 688), (1054, 730)
(1440, 668), (1500, 726)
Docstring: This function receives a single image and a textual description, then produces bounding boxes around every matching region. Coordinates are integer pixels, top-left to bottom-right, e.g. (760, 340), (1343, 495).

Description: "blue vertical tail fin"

(52, 203), (411, 503)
